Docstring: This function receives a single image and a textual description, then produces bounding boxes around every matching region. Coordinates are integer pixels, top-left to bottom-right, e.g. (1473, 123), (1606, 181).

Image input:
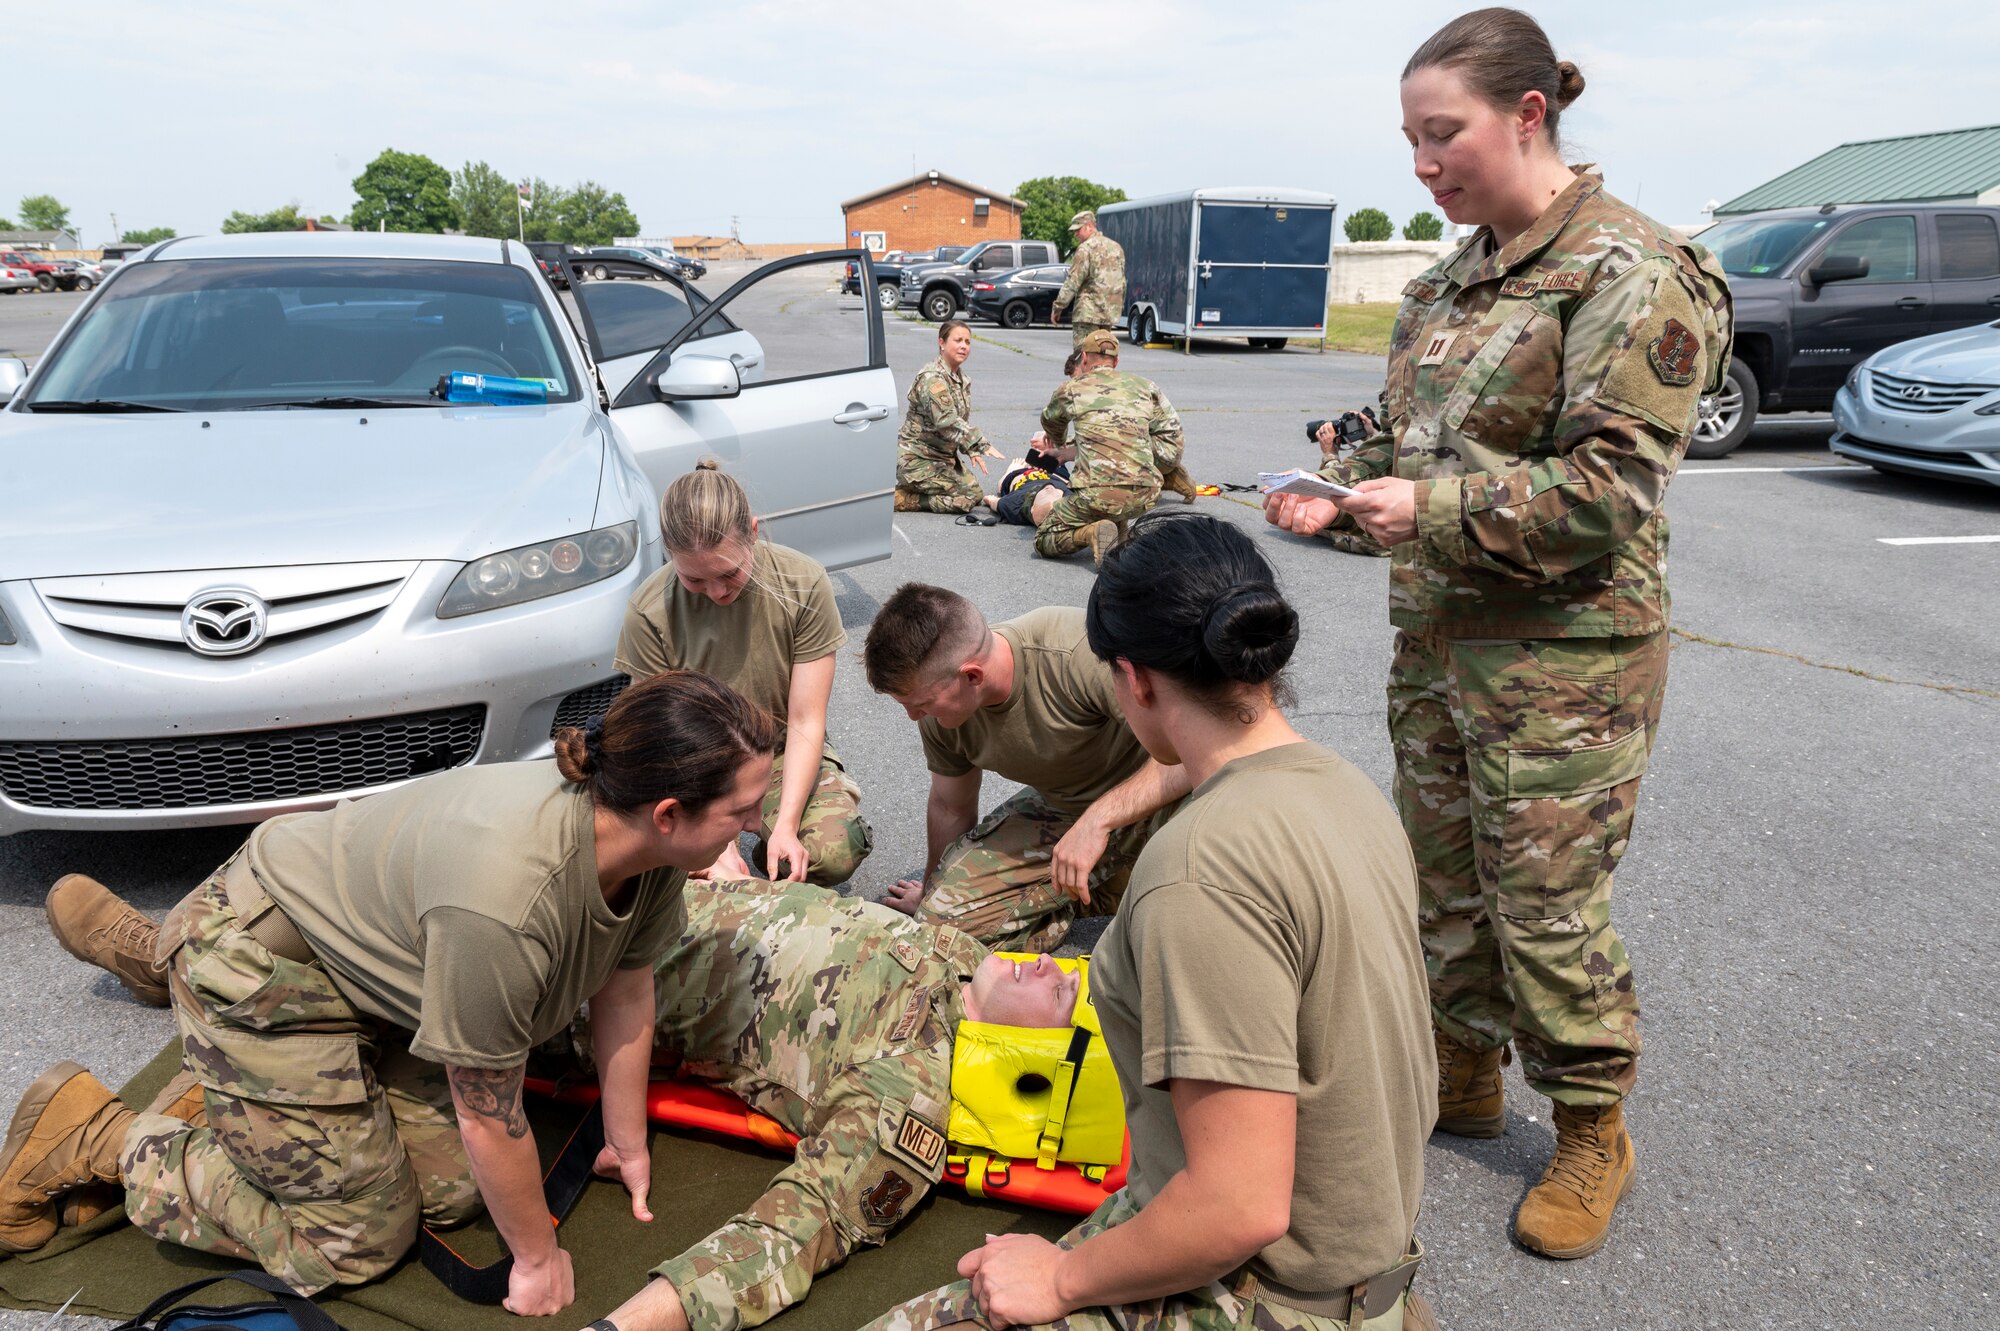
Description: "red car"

(0, 251), (79, 293)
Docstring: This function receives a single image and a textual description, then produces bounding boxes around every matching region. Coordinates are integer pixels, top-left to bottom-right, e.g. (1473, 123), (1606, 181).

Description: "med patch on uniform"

(1648, 318), (1700, 386)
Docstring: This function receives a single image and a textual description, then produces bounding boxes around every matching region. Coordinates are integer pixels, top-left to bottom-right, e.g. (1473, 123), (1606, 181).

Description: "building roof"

(1717, 123), (2000, 215)
(0, 229), (82, 249)
(840, 171), (1024, 212)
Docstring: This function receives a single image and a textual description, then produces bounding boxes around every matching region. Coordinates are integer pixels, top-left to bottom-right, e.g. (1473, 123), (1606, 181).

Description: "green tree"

(221, 204), (306, 234)
(1402, 210), (1444, 241)
(1015, 176), (1128, 258)
(518, 178), (568, 242)
(452, 161), (519, 239)
(549, 181), (639, 247)
(121, 226), (178, 245)
(348, 149), (458, 234)
(1343, 208), (1393, 243)
(0, 218), (14, 231)
(18, 195), (69, 231)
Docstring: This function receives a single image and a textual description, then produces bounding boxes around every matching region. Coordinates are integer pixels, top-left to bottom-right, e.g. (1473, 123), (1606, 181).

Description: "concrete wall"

(1327, 240), (1457, 305)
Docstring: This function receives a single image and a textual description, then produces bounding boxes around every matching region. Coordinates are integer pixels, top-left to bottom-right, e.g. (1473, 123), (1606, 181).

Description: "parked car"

(901, 240), (1061, 321)
(0, 264), (35, 295)
(966, 264), (1071, 328)
(576, 246), (678, 281)
(0, 232), (896, 836)
(0, 251), (80, 293)
(1689, 203), (2000, 457)
(65, 259), (108, 291)
(1829, 320), (2000, 487)
(523, 240), (578, 288)
(844, 251), (936, 307)
(633, 246), (706, 280)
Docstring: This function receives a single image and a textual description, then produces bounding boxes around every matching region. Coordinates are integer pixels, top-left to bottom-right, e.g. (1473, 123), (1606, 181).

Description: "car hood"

(0, 404), (611, 580)
(1867, 320), (2000, 381)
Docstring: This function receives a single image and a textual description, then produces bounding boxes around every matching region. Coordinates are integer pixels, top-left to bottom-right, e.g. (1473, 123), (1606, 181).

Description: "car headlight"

(1975, 398), (2000, 416)
(1844, 364), (1867, 397)
(0, 602), (15, 646)
(436, 521), (637, 619)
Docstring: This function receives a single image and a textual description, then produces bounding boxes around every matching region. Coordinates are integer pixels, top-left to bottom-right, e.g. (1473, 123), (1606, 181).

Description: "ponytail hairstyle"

(1404, 8), (1584, 147)
(1085, 512), (1299, 718)
(659, 458), (755, 557)
(553, 669), (777, 814)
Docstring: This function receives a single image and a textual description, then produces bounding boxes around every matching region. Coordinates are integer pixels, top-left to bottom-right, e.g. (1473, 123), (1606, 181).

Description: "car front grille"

(0, 706), (485, 811)
(34, 562), (417, 654)
(1869, 371), (2000, 415)
(550, 675), (630, 736)
(1841, 436), (1999, 471)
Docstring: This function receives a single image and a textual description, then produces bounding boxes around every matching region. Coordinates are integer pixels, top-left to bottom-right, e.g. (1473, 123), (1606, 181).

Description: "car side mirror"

(0, 357), (26, 402)
(651, 353), (741, 401)
(1807, 254), (1870, 286)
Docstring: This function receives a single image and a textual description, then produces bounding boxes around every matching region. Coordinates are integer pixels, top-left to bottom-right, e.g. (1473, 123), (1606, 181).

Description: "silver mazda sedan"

(0, 232), (896, 834)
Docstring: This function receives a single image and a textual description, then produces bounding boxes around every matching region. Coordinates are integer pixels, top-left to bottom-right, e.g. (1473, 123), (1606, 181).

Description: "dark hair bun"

(1554, 59), (1585, 109)
(552, 727), (594, 783)
(1201, 584), (1299, 686)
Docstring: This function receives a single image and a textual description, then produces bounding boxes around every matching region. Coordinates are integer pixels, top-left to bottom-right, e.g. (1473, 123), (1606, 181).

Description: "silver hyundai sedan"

(1831, 320), (2000, 488)
(0, 232), (896, 834)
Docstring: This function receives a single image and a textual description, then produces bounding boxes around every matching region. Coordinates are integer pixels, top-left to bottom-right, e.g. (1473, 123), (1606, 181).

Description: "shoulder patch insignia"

(1647, 318), (1700, 386)
(1416, 331), (1457, 367)
(1539, 270), (1587, 292)
(1499, 276), (1540, 299)
(892, 1110), (947, 1173)
(1403, 279), (1439, 303)
(861, 1169), (914, 1226)
(888, 986), (930, 1044)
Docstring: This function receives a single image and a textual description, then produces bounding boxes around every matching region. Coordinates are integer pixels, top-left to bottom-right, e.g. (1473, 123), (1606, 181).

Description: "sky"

(12, 0), (2000, 247)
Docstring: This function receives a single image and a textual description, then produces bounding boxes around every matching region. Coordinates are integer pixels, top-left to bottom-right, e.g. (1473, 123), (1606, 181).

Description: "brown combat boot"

(45, 875), (169, 1007)
(1434, 1031), (1508, 1138)
(894, 488), (924, 513)
(1088, 521), (1120, 566)
(1514, 1100), (1636, 1259)
(1161, 464), (1198, 504)
(58, 1183), (122, 1230)
(0, 1064), (133, 1252)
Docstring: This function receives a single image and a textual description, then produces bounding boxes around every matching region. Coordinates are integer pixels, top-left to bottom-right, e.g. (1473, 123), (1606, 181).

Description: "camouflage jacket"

(1054, 233), (1127, 326)
(898, 355), (988, 462)
(1040, 368), (1183, 493)
(1324, 170), (1733, 637)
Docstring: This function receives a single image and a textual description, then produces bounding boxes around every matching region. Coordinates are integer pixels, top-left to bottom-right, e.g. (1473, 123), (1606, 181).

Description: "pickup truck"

(1691, 202), (2000, 456)
(844, 247), (967, 309)
(0, 251), (80, 293)
(900, 240), (1060, 321)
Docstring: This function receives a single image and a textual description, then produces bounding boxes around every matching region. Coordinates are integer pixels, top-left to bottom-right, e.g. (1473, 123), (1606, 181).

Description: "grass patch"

(1318, 302), (1398, 355)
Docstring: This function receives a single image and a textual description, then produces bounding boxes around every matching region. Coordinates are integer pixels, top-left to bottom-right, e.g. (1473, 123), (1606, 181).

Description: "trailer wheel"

(1129, 309), (1156, 347)
(1249, 336), (1287, 351)
(1001, 301), (1033, 330)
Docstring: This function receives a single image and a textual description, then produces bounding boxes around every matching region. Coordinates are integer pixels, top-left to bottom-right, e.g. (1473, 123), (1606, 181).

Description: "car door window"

(1936, 215), (2000, 281)
(1821, 217), (1918, 282)
(977, 246), (1014, 271)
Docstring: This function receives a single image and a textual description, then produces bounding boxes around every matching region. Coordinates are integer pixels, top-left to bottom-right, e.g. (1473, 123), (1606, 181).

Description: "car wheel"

(1002, 301), (1033, 330)
(1249, 336), (1287, 351)
(923, 289), (958, 322)
(35, 274), (53, 293)
(877, 282), (899, 310)
(74, 276), (93, 292)
(1687, 357), (1758, 459)
(591, 264), (611, 281)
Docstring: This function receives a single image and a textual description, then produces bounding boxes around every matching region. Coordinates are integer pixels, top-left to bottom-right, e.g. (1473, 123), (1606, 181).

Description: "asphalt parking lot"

(2, 264), (1996, 1330)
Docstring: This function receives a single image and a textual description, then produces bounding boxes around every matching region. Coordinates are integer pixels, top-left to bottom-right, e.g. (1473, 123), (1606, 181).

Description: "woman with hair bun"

(864, 512), (1438, 1331)
(1267, 7), (1734, 1258)
(13, 671), (777, 1318)
(618, 457), (872, 886)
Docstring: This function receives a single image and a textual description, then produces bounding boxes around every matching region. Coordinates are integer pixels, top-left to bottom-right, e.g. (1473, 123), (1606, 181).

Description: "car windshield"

(1699, 216), (1834, 277)
(23, 257), (580, 411)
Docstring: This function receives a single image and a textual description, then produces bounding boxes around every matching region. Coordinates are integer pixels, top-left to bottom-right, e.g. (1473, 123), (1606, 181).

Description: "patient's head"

(963, 953), (1080, 1028)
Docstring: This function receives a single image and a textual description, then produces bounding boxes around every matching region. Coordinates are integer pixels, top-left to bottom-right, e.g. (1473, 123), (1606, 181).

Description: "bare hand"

(1340, 476), (1418, 546)
(968, 452), (992, 476)
(1051, 818), (1108, 906)
(1262, 491), (1342, 537)
(505, 1247), (575, 1318)
(1315, 420), (1339, 451)
(1028, 430), (1048, 450)
(959, 1233), (1071, 1329)
(592, 1142), (654, 1222)
(763, 825), (810, 883)
(885, 878), (927, 916)
(696, 841), (755, 883)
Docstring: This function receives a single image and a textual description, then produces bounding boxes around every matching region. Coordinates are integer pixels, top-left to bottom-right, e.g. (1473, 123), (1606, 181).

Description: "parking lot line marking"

(1875, 535), (2000, 546)
(1676, 465), (1863, 475)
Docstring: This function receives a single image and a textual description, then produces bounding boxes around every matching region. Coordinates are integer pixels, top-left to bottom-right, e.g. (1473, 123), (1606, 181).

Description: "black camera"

(1306, 409), (1378, 447)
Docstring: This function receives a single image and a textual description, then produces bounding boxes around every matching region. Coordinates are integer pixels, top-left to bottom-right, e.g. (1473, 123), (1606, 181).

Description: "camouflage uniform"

(755, 749), (873, 885)
(1053, 230), (1127, 350)
(122, 856), (481, 1293)
(576, 880), (987, 1331)
(1322, 169), (1732, 1106)
(861, 1191), (1416, 1331)
(897, 355), (989, 514)
(1034, 368), (1183, 560)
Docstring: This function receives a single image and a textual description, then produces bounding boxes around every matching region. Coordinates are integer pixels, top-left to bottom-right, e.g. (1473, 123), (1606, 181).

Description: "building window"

(973, 197), (990, 217)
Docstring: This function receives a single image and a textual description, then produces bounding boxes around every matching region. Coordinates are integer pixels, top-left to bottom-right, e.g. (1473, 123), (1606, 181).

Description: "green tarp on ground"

(0, 1045), (1069, 1330)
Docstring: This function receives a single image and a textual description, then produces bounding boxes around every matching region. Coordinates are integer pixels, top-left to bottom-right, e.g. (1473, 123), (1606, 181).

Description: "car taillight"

(973, 282), (994, 291)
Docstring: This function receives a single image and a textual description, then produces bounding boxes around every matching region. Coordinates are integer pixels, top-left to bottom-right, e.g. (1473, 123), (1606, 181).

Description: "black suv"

(1693, 203), (2000, 456)
(523, 240), (580, 289)
(901, 240), (1062, 321)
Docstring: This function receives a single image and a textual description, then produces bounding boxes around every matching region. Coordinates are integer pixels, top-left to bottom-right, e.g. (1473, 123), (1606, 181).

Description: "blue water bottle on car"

(435, 372), (551, 405)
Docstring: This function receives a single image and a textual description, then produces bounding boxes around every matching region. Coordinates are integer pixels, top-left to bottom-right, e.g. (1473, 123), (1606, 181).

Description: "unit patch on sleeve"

(861, 1169), (915, 1226)
(1416, 332), (1458, 367)
(1647, 318), (1700, 386)
(891, 1109), (947, 1173)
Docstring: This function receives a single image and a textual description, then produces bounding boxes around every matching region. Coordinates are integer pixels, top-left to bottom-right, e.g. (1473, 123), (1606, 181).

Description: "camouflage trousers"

(1069, 322), (1112, 351)
(898, 450), (983, 514)
(1388, 631), (1666, 1106)
(756, 749), (873, 886)
(122, 858), (480, 1293)
(1033, 485), (1157, 560)
(859, 1190), (1417, 1331)
(915, 788), (1164, 951)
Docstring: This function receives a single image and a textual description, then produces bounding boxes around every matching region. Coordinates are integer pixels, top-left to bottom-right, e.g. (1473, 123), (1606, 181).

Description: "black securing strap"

(112, 1268), (343, 1331)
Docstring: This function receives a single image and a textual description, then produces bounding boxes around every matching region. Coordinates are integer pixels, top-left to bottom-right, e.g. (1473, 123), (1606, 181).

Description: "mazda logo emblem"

(181, 588), (269, 656)
(1901, 383), (1929, 401)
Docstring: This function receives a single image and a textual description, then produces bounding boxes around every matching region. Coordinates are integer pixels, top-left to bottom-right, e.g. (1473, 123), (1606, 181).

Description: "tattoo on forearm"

(449, 1064), (530, 1139)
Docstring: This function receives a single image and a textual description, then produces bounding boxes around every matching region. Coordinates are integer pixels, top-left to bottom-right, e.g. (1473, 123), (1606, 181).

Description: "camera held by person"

(1307, 407), (1380, 458)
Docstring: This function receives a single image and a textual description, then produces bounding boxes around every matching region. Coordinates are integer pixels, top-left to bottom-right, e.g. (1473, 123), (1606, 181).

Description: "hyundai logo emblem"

(180, 588), (269, 656)
(1901, 383), (1929, 401)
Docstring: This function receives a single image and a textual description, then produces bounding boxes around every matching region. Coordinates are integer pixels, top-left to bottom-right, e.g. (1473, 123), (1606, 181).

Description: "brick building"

(840, 170), (1023, 255)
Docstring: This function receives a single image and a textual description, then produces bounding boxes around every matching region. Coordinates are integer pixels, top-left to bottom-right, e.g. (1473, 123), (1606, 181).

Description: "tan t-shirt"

(614, 542), (845, 740)
(249, 761), (687, 1070)
(919, 606), (1150, 817)
(1090, 742), (1435, 1293)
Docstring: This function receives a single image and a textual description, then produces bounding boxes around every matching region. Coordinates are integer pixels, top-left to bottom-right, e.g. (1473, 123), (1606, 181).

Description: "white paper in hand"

(1258, 468), (1358, 500)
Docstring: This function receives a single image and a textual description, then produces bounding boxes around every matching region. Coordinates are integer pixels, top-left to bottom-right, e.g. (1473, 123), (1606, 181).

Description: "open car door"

(570, 250), (894, 571)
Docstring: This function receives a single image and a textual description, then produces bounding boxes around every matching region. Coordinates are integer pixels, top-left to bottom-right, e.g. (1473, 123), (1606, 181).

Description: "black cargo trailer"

(1097, 187), (1337, 352)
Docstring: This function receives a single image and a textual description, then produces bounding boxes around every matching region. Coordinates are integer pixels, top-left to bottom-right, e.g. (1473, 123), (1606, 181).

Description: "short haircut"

(864, 583), (990, 694)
